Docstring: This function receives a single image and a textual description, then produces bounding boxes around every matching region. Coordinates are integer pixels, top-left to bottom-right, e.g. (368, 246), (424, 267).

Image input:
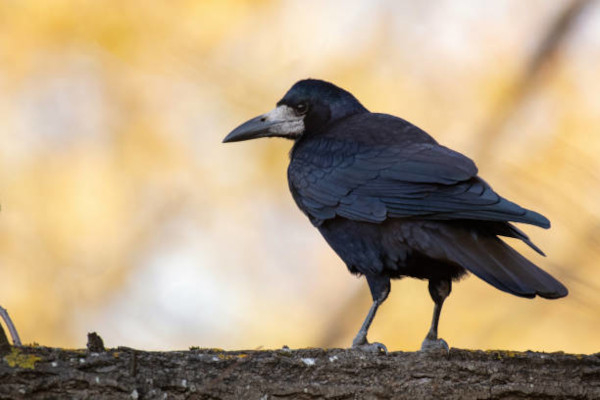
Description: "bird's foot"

(352, 338), (388, 354)
(420, 337), (449, 352)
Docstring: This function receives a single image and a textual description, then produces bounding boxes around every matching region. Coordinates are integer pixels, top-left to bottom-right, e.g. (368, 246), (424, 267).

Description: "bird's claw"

(352, 341), (388, 354)
(420, 337), (449, 352)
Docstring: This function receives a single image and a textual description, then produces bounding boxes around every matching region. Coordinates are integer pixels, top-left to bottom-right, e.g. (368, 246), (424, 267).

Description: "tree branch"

(1, 344), (599, 399)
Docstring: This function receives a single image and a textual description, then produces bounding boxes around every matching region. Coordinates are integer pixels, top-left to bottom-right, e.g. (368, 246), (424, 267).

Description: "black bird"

(223, 79), (568, 352)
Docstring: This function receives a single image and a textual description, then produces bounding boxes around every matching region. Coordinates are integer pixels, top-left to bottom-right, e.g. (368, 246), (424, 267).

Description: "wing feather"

(288, 121), (549, 228)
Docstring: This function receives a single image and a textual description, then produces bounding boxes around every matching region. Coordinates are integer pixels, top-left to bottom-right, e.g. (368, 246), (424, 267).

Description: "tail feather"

(430, 226), (568, 299)
(498, 222), (546, 256)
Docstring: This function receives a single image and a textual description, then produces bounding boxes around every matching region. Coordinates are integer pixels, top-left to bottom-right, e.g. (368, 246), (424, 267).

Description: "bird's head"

(223, 79), (368, 143)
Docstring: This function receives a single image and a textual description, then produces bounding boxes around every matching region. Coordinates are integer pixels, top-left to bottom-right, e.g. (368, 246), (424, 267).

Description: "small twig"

(130, 350), (138, 376)
(86, 332), (106, 353)
(0, 306), (22, 346)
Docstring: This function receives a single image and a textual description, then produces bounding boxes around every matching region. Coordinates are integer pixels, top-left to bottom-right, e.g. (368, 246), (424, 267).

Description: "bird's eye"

(295, 102), (308, 115)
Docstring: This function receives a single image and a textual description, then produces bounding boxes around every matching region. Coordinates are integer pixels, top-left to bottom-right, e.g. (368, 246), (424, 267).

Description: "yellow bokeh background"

(0, 0), (599, 353)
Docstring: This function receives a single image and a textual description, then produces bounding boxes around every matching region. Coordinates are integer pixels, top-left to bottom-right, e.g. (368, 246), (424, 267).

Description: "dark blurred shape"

(0, 306), (22, 347)
(527, 0), (592, 75)
(0, 324), (10, 355)
(86, 332), (106, 353)
(477, 0), (593, 162)
(224, 79), (567, 352)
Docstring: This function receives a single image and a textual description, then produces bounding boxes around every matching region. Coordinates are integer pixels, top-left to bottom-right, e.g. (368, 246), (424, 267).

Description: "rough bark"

(1, 344), (599, 399)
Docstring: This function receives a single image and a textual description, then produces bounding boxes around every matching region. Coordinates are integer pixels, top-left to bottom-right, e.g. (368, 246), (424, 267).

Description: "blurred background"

(0, 0), (599, 353)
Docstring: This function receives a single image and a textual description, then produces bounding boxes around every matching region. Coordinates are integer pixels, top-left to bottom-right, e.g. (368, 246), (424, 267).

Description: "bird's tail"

(427, 225), (568, 299)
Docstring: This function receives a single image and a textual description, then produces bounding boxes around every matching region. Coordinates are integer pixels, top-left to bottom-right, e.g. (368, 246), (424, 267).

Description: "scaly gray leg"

(421, 279), (451, 352)
(352, 277), (390, 354)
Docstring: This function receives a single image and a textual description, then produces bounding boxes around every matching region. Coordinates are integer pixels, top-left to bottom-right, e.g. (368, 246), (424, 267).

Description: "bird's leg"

(351, 275), (390, 354)
(351, 298), (382, 347)
(421, 278), (451, 351)
(0, 306), (22, 346)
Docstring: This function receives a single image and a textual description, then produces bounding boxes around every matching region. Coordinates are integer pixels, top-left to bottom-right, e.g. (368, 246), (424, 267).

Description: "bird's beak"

(223, 105), (305, 143)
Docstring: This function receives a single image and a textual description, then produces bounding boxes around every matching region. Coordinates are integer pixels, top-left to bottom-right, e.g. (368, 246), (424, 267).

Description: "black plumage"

(224, 79), (567, 352)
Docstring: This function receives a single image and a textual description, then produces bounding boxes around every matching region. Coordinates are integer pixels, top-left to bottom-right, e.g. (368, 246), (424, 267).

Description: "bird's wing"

(288, 138), (549, 228)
